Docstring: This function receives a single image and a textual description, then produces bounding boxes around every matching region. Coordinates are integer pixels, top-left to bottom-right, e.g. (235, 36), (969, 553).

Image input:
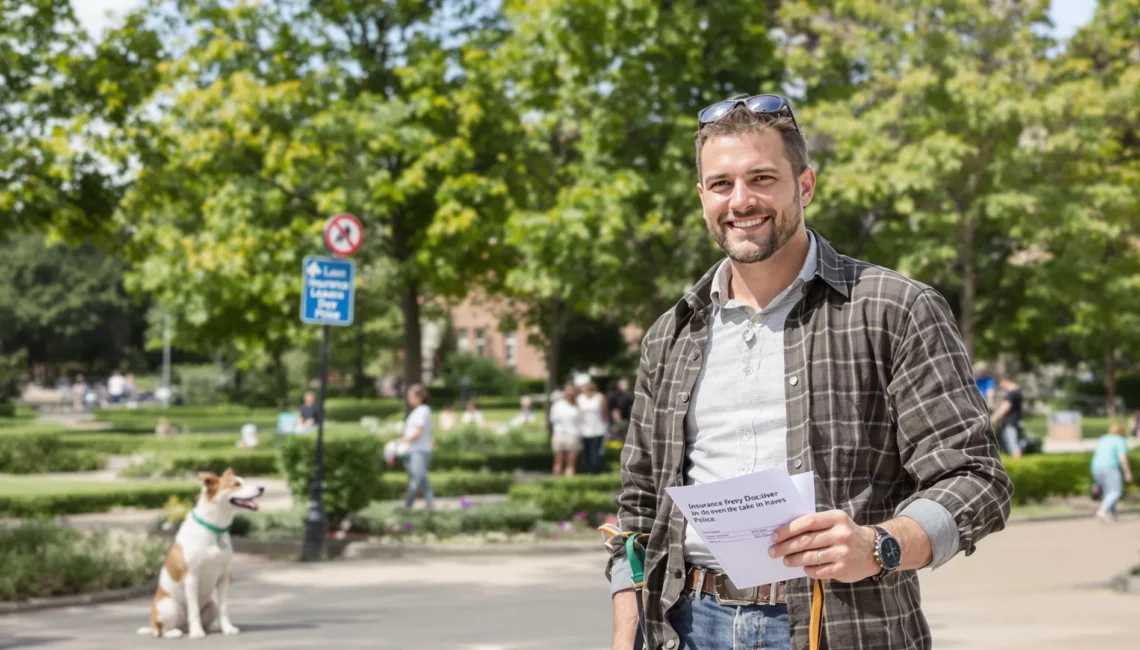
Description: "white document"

(790, 471), (816, 513)
(666, 468), (816, 589)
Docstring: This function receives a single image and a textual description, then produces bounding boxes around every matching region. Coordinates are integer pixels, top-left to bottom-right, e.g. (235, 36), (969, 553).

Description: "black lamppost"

(301, 325), (330, 562)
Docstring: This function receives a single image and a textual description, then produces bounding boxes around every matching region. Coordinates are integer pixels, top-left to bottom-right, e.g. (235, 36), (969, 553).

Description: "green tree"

(105, 0), (519, 392)
(1026, 0), (1140, 413)
(0, 0), (162, 241)
(779, 0), (1056, 359)
(0, 234), (144, 372)
(490, 0), (788, 393)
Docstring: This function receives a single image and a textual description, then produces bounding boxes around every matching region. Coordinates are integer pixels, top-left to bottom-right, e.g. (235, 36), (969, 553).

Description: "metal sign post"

(300, 216), (362, 562)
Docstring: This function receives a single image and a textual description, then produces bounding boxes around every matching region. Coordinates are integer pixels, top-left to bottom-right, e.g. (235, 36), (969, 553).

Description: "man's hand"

(768, 510), (880, 582)
(611, 590), (638, 650)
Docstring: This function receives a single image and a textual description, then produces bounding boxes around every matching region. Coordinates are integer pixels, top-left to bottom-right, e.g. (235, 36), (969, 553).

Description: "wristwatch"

(870, 525), (902, 580)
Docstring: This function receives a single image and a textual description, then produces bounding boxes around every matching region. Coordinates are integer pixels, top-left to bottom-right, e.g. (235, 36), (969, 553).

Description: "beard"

(710, 194), (803, 264)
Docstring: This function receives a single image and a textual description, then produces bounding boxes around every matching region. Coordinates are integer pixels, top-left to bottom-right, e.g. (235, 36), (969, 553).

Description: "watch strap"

(870, 525), (893, 580)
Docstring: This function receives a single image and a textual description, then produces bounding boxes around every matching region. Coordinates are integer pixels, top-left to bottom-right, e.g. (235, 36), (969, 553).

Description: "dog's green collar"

(190, 509), (232, 549)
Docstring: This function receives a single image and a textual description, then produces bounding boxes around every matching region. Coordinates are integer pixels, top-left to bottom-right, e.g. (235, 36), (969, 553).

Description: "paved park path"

(3, 515), (1138, 649)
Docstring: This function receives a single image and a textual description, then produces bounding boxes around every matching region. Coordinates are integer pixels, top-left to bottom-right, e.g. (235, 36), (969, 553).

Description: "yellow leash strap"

(809, 579), (825, 650)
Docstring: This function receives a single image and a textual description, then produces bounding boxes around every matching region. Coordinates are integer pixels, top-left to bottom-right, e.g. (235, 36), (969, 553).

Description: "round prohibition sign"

(323, 213), (364, 257)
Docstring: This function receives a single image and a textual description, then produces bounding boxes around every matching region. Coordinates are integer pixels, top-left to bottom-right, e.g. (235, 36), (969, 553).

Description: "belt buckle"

(713, 573), (759, 606)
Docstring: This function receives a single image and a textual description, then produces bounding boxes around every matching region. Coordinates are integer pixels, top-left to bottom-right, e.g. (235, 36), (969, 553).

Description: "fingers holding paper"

(768, 510), (879, 582)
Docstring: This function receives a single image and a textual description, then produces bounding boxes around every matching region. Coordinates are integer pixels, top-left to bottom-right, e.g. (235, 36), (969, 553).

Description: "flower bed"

(0, 521), (166, 602)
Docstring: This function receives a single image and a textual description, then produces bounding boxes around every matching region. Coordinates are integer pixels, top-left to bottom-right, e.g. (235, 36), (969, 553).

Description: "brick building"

(447, 293), (549, 380)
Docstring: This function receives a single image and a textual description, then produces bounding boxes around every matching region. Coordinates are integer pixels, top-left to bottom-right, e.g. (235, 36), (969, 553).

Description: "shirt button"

(679, 392), (689, 404)
(742, 330), (755, 342)
(666, 642), (678, 650)
(673, 569), (684, 579)
(744, 367), (752, 375)
(789, 376), (799, 386)
(794, 459), (803, 469)
(690, 350), (700, 361)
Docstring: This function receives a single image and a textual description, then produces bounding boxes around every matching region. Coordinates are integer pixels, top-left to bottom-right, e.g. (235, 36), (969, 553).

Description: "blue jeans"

(1001, 424), (1020, 455)
(403, 451), (434, 507)
(581, 436), (604, 474)
(1094, 468), (1123, 515)
(669, 588), (790, 650)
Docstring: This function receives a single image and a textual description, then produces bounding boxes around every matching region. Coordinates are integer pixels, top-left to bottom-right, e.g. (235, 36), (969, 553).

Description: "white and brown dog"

(138, 468), (263, 639)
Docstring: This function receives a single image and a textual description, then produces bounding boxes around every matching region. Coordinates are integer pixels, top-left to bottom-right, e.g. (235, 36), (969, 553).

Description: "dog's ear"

(199, 472), (220, 500)
(222, 467), (235, 479)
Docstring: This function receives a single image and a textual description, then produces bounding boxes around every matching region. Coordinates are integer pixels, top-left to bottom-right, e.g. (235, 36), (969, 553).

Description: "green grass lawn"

(0, 476), (194, 495)
(88, 398), (533, 436)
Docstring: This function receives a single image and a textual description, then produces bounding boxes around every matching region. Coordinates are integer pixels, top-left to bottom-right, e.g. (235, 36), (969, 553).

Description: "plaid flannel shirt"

(608, 230), (1013, 650)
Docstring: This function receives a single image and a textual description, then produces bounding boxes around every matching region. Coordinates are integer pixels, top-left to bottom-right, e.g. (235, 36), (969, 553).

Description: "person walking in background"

(973, 362), (997, 410)
(577, 381), (608, 474)
(1091, 423), (1133, 522)
(989, 375), (1024, 459)
(107, 369), (126, 405)
(400, 384), (434, 509)
(605, 378), (634, 442)
(549, 383), (583, 476)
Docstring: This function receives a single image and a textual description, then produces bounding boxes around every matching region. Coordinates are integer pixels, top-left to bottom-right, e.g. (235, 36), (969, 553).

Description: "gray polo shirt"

(611, 232), (959, 594)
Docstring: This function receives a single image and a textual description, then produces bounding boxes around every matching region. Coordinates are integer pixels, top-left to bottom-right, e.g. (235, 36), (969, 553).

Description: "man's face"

(304, 393), (314, 405)
(697, 129), (815, 264)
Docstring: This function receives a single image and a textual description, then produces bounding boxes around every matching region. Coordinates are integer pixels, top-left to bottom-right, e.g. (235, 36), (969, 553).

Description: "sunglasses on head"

(697, 94), (802, 134)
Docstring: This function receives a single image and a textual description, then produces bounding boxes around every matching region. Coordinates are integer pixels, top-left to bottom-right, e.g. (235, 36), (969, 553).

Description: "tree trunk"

(233, 367), (244, 404)
(355, 318), (367, 399)
(1105, 343), (1118, 417)
(272, 348), (288, 410)
(399, 279), (423, 387)
(390, 206), (423, 389)
(958, 218), (976, 360)
(543, 300), (564, 441)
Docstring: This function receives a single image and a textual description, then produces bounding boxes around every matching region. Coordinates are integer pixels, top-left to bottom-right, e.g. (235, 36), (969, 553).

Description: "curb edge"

(0, 580), (157, 617)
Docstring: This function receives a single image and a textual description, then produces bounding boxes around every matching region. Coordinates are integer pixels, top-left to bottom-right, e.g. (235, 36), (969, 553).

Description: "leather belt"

(686, 567), (788, 606)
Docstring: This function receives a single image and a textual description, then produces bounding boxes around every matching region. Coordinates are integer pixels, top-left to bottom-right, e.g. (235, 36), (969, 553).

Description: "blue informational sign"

(300, 256), (356, 326)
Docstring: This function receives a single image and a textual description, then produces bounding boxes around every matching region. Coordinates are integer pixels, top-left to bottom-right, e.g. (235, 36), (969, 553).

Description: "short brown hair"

(695, 106), (809, 180)
(407, 384), (428, 401)
(1109, 423), (1126, 435)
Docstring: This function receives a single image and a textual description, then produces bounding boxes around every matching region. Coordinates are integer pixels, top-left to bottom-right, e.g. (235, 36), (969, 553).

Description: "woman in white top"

(549, 383), (583, 476)
(576, 381), (608, 474)
(399, 384), (434, 508)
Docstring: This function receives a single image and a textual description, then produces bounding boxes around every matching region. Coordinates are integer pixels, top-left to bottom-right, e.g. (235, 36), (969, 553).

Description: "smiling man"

(607, 95), (1013, 650)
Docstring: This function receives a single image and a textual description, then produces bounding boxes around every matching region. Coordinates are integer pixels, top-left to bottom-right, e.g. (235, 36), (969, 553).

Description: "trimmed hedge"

(0, 481), (200, 518)
(59, 433), (240, 455)
(165, 450), (279, 476)
(1002, 451), (1140, 505)
(508, 474), (622, 523)
(277, 434), (385, 523)
(0, 431), (104, 474)
(432, 447), (623, 473)
(350, 502), (542, 538)
(121, 450), (280, 479)
(374, 472), (515, 500)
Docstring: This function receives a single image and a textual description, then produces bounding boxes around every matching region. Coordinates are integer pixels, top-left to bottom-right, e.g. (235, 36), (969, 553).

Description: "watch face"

(879, 535), (903, 570)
